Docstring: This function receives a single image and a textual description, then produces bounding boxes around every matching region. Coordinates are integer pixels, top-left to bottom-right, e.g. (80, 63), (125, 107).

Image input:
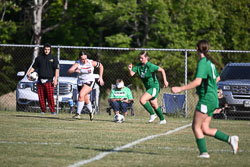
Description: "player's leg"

(150, 98), (166, 124)
(192, 110), (210, 158)
(140, 92), (156, 122)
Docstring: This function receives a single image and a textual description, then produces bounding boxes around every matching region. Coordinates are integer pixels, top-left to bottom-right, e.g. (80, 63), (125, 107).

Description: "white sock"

(77, 101), (85, 115)
(86, 103), (92, 113)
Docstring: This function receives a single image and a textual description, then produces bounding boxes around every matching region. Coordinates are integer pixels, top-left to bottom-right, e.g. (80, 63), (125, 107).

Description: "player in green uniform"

(171, 40), (239, 158)
(128, 51), (169, 124)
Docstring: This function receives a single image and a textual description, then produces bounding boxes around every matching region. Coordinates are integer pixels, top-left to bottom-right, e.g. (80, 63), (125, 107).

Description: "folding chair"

(161, 93), (185, 116)
(106, 84), (134, 116)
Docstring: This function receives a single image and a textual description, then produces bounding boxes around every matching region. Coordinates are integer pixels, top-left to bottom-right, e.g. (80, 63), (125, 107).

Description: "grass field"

(0, 110), (249, 167)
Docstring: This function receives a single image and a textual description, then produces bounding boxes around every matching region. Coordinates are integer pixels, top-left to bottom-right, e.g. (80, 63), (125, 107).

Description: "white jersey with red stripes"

(76, 59), (95, 85)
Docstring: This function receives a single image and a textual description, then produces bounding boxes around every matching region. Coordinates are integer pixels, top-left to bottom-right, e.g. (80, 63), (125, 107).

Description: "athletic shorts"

(196, 99), (218, 117)
(78, 81), (95, 91)
(146, 87), (160, 100)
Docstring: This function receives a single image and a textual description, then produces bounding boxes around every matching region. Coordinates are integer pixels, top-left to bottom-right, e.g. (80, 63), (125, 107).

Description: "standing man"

(27, 43), (59, 115)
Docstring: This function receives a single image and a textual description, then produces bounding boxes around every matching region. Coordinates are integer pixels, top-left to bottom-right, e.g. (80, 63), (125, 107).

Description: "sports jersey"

(195, 57), (219, 116)
(109, 87), (133, 100)
(76, 59), (95, 85)
(132, 62), (159, 90)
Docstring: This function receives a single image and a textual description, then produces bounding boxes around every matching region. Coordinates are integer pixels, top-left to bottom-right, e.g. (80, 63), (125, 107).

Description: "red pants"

(37, 82), (55, 113)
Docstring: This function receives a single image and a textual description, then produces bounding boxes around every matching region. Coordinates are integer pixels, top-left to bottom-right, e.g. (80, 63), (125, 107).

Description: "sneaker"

(72, 113), (81, 119)
(197, 152), (210, 158)
(230, 136), (239, 154)
(159, 119), (167, 124)
(148, 114), (157, 123)
(51, 112), (57, 115)
(89, 112), (94, 121)
(40, 112), (45, 114)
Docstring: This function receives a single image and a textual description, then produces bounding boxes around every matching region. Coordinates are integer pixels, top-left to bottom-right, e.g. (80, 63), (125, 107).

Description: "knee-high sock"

(86, 103), (92, 113)
(214, 130), (229, 143)
(196, 138), (208, 154)
(154, 107), (164, 120)
(77, 101), (85, 115)
(143, 102), (155, 115)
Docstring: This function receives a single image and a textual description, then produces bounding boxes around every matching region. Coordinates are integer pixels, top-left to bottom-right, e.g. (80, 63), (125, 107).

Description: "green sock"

(196, 138), (207, 154)
(154, 107), (164, 120)
(143, 102), (155, 115)
(214, 130), (229, 143)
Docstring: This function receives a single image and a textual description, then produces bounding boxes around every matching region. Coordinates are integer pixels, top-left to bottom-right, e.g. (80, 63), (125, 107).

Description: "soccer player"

(128, 51), (168, 124)
(171, 40), (239, 158)
(68, 51), (104, 121)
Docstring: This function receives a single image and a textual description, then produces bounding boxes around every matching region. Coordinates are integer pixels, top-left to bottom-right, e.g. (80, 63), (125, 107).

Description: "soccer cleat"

(72, 113), (81, 119)
(148, 114), (157, 123)
(51, 112), (57, 115)
(159, 119), (167, 124)
(197, 152), (210, 158)
(230, 136), (239, 154)
(89, 112), (94, 121)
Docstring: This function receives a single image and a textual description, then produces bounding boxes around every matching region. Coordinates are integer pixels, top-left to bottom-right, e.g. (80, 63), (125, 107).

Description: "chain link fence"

(0, 44), (249, 119)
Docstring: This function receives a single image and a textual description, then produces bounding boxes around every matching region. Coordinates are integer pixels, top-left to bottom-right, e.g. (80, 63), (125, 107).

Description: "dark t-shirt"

(32, 54), (59, 81)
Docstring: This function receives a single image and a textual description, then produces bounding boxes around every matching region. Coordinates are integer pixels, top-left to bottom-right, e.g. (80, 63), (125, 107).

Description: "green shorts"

(196, 99), (218, 116)
(146, 87), (160, 100)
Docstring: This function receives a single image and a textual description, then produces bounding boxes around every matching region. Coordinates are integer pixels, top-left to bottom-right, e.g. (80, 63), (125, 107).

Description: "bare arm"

(68, 63), (79, 74)
(26, 67), (35, 80)
(171, 78), (202, 93)
(216, 76), (220, 83)
(158, 67), (169, 87)
(128, 64), (135, 77)
(53, 69), (59, 86)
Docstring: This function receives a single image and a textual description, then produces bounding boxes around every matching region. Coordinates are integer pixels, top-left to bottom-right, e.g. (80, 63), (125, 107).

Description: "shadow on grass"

(74, 146), (161, 155)
(14, 114), (114, 123)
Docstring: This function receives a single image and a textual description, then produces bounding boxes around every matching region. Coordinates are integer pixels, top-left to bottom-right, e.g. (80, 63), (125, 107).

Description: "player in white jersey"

(68, 51), (104, 120)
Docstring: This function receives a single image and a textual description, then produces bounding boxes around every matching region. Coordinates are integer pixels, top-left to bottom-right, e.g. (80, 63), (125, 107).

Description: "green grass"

(0, 111), (249, 167)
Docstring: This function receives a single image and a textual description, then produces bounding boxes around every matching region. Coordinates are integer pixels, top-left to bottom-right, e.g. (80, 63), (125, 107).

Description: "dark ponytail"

(196, 40), (219, 66)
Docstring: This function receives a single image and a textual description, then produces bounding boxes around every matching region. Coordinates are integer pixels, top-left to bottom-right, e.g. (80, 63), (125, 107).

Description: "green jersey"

(195, 57), (219, 115)
(132, 62), (159, 90)
(109, 86), (133, 100)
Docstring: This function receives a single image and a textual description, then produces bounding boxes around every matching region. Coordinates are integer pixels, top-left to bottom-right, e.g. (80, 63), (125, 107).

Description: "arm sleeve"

(109, 89), (115, 99)
(132, 65), (138, 73)
(127, 88), (133, 100)
(150, 63), (159, 72)
(32, 57), (38, 69)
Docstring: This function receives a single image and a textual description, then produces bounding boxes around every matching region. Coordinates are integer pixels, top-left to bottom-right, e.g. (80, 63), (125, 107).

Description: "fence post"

(56, 46), (60, 114)
(184, 50), (188, 118)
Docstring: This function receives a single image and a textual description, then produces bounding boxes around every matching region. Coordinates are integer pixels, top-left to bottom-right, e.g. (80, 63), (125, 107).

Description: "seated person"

(109, 79), (133, 116)
(214, 88), (228, 114)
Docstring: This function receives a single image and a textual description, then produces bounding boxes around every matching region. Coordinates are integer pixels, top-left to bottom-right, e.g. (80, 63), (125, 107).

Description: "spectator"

(109, 79), (133, 116)
(214, 88), (228, 114)
(27, 43), (59, 115)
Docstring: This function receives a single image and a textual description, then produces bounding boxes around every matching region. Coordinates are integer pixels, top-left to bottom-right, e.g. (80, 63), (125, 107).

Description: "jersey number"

(211, 64), (216, 79)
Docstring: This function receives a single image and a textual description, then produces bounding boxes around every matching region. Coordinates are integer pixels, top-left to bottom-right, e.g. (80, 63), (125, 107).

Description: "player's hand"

(75, 68), (80, 73)
(53, 79), (58, 87)
(171, 87), (182, 93)
(128, 64), (133, 71)
(164, 81), (169, 88)
(99, 78), (104, 86)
